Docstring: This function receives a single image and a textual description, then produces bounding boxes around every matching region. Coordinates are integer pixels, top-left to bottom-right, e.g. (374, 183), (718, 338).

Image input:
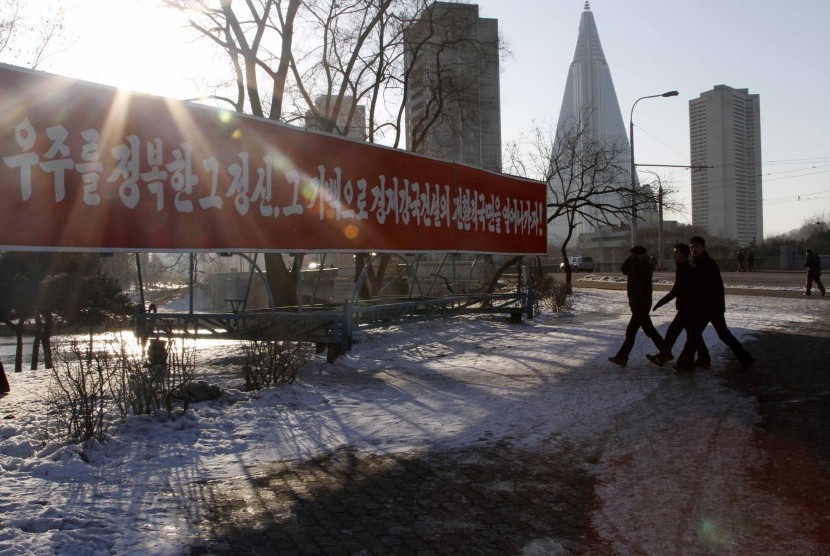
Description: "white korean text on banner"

(0, 63), (546, 254)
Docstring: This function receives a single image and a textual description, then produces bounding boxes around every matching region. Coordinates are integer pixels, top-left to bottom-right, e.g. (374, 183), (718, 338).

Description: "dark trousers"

(806, 274), (825, 295)
(678, 312), (752, 367)
(662, 312), (710, 363)
(615, 307), (664, 359)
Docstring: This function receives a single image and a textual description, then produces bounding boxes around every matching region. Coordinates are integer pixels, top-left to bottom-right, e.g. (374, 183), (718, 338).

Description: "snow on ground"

(0, 287), (826, 554)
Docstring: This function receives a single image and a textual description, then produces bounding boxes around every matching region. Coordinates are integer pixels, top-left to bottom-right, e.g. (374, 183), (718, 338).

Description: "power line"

(766, 188), (830, 201)
(764, 168), (830, 182)
(767, 157), (830, 164)
(764, 189), (830, 205)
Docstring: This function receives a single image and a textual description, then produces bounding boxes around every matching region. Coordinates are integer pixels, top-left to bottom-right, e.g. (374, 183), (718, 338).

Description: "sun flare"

(57, 0), (210, 100)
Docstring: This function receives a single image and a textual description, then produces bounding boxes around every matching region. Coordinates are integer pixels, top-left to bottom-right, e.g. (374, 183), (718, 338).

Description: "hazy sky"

(475, 0), (830, 237)
(17, 0), (830, 238)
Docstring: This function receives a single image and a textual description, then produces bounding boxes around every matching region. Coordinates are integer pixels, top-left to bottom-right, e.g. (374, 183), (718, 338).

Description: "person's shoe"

(608, 355), (627, 367)
(739, 357), (755, 373)
(646, 353), (672, 367)
(822, 291), (826, 296)
(805, 292), (812, 296)
(694, 359), (711, 368)
(646, 353), (664, 367)
(674, 363), (695, 372)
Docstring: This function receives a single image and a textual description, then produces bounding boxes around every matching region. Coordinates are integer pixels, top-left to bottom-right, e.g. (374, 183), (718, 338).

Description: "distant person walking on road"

(747, 250), (755, 272)
(609, 246), (665, 367)
(0, 361), (9, 394)
(676, 236), (755, 372)
(647, 243), (711, 367)
(736, 250), (746, 272)
(804, 249), (826, 296)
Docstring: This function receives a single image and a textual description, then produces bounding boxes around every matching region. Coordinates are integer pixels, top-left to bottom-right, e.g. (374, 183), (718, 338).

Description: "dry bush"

(242, 337), (309, 392)
(48, 341), (116, 444)
(530, 273), (572, 314)
(46, 335), (199, 446)
(112, 337), (197, 417)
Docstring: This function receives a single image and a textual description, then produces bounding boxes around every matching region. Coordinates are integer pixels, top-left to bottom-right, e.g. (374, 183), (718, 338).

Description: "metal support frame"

(134, 252), (536, 362)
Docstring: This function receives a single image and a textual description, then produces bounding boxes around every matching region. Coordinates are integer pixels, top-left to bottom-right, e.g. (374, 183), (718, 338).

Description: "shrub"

(242, 337), (309, 391)
(530, 273), (572, 314)
(46, 335), (199, 446)
(48, 340), (115, 444)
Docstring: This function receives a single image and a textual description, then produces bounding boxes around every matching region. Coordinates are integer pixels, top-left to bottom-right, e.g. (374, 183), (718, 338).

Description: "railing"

(134, 254), (534, 362)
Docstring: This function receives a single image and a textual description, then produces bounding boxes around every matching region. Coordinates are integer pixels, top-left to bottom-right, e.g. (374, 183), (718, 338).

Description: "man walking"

(676, 236), (755, 372)
(609, 246), (665, 367)
(736, 250), (746, 272)
(804, 249), (826, 296)
(647, 243), (710, 367)
(0, 361), (8, 394)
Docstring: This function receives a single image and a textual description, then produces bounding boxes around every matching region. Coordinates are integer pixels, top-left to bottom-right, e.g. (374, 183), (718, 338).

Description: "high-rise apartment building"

(689, 85), (763, 245)
(404, 2), (501, 172)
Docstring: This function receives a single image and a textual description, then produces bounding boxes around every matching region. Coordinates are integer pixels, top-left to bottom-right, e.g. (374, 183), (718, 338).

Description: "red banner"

(0, 63), (546, 254)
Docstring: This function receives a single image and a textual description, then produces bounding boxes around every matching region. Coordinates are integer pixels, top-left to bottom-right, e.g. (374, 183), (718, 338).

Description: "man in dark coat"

(647, 243), (710, 367)
(804, 249), (826, 296)
(736, 250), (746, 272)
(609, 246), (665, 366)
(0, 361), (8, 394)
(676, 236), (754, 372)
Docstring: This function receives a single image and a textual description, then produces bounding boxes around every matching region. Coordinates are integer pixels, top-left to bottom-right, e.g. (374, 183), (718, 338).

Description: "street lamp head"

(629, 89), (678, 247)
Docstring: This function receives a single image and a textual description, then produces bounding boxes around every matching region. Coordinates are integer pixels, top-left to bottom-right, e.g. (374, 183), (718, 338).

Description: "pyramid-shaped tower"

(557, 2), (628, 144)
(549, 2), (633, 247)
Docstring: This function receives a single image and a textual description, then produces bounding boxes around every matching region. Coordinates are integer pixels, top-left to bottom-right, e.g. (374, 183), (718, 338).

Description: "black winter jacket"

(654, 260), (694, 314)
(621, 253), (653, 311)
(805, 252), (822, 278)
(691, 251), (725, 316)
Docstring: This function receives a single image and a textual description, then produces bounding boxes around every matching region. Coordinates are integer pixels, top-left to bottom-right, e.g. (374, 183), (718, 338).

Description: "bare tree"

(0, 0), (66, 68)
(632, 171), (689, 266)
(505, 114), (641, 292)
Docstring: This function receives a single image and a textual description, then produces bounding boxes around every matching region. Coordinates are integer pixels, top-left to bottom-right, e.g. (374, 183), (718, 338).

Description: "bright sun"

(53, 0), (213, 100)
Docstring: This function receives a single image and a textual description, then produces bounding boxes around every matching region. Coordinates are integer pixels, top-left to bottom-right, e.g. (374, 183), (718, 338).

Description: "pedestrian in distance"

(804, 248), (826, 296)
(736, 250), (746, 272)
(675, 236), (755, 372)
(747, 250), (755, 272)
(609, 245), (665, 367)
(647, 243), (711, 367)
(0, 360), (9, 394)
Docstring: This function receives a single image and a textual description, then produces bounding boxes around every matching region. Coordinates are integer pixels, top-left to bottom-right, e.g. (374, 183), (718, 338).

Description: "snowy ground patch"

(0, 289), (825, 553)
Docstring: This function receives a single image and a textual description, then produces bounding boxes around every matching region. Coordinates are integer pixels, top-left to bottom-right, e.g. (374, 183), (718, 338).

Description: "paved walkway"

(725, 302), (830, 466)
(192, 443), (610, 555)
(190, 294), (830, 555)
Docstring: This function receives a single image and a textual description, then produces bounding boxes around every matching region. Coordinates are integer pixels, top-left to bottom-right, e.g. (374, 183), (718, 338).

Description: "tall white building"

(549, 2), (633, 250)
(404, 2), (501, 172)
(689, 85), (763, 245)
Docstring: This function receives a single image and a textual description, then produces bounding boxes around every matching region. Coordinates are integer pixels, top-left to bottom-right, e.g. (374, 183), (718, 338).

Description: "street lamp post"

(658, 182), (664, 269)
(641, 169), (664, 270)
(629, 90), (678, 247)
